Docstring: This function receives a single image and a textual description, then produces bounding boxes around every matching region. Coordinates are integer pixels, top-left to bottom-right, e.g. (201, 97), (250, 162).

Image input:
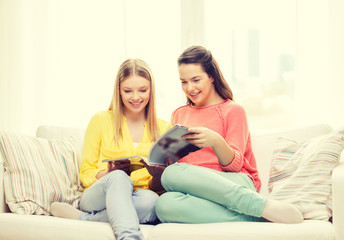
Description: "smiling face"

(178, 63), (218, 107)
(120, 74), (151, 115)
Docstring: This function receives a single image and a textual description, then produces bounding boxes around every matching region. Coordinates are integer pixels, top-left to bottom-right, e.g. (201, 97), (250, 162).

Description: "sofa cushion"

(149, 220), (334, 240)
(0, 130), (81, 215)
(0, 213), (155, 240)
(268, 127), (344, 220)
(251, 123), (332, 196)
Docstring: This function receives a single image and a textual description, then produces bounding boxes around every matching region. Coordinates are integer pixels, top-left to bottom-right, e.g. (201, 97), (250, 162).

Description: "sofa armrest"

(332, 160), (344, 240)
(0, 164), (10, 213)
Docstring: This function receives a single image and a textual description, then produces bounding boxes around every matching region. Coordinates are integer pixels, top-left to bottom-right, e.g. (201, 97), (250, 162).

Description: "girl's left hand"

(183, 127), (221, 148)
(140, 158), (173, 192)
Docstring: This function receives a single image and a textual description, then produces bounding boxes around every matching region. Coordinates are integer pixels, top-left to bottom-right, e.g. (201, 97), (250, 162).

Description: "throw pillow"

(0, 130), (81, 215)
(268, 128), (344, 220)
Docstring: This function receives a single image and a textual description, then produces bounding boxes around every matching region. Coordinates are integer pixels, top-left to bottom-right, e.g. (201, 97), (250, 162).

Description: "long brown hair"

(178, 46), (233, 104)
(108, 59), (160, 143)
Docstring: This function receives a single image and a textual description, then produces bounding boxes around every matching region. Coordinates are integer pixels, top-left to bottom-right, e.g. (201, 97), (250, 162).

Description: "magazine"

(102, 124), (201, 166)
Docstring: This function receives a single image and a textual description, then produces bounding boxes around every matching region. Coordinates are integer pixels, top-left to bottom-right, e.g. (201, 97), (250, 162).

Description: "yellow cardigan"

(79, 110), (171, 191)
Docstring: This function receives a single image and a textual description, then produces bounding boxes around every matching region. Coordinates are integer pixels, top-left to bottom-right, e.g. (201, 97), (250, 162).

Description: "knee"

(107, 169), (130, 179)
(105, 170), (133, 187)
(161, 163), (187, 191)
(134, 189), (159, 210)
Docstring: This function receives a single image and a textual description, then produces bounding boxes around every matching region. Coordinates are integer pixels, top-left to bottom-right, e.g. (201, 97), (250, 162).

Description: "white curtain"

(1, 0), (126, 135)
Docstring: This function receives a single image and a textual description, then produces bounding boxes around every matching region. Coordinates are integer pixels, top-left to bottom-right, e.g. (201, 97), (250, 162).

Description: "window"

(203, 0), (297, 129)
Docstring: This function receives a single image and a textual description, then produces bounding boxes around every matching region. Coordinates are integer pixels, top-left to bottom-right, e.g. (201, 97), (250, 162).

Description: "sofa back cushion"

(0, 130), (81, 215)
(36, 125), (85, 163)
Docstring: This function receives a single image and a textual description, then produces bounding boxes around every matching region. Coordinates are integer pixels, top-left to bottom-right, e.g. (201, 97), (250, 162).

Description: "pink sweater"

(171, 99), (261, 192)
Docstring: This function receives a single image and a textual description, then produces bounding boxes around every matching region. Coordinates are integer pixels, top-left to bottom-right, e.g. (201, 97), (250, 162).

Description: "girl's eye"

(124, 90), (131, 93)
(181, 81), (187, 84)
(193, 79), (200, 82)
(140, 90), (147, 93)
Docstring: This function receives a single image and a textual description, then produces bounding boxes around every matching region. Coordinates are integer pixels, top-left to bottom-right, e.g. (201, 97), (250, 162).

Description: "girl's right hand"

(184, 127), (221, 148)
(108, 159), (131, 174)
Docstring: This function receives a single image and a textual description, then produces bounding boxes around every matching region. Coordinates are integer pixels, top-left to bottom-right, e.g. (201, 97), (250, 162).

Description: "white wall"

(294, 0), (330, 125)
(123, 0), (183, 124)
(294, 0), (344, 129)
(328, 0), (344, 129)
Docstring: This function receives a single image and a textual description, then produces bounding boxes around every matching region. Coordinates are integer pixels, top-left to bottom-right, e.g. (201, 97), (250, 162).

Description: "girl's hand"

(183, 127), (221, 148)
(185, 127), (235, 166)
(96, 159), (131, 179)
(107, 159), (131, 175)
(140, 159), (173, 178)
(140, 158), (173, 192)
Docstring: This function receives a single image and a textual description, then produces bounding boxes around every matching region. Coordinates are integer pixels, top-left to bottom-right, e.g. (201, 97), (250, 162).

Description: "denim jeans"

(156, 163), (266, 223)
(78, 170), (159, 240)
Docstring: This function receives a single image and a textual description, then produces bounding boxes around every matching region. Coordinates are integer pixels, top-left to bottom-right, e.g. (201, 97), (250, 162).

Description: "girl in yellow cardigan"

(51, 59), (171, 240)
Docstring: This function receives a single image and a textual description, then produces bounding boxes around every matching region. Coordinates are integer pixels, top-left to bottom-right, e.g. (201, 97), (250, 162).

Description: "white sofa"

(0, 123), (343, 240)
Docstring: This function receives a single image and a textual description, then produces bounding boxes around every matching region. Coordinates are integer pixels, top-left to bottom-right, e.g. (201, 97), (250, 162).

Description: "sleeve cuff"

(221, 149), (242, 172)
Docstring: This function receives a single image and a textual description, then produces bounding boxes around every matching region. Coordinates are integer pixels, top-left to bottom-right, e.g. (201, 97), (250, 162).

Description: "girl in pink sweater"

(152, 46), (303, 224)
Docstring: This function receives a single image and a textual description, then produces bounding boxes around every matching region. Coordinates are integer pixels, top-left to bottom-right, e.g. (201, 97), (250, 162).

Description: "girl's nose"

(188, 82), (195, 92)
(132, 92), (140, 100)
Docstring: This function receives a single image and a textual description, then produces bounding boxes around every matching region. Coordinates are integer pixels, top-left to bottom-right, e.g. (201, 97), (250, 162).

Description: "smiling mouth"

(130, 101), (143, 107)
(189, 92), (200, 98)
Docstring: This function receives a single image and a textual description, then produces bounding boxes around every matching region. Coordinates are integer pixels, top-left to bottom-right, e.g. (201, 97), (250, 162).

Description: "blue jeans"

(78, 170), (159, 240)
(156, 163), (266, 223)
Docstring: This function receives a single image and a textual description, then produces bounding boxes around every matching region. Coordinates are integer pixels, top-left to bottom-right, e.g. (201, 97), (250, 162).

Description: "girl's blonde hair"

(109, 59), (160, 143)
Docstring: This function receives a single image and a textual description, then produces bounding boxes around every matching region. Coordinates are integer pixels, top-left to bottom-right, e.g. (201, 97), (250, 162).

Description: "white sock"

(261, 199), (303, 224)
(51, 202), (82, 220)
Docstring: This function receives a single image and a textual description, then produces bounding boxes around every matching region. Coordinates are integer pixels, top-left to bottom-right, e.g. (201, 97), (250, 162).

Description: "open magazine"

(102, 124), (201, 166)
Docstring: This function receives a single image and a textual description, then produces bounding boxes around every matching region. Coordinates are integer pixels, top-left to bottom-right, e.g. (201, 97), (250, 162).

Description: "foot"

(261, 199), (303, 224)
(51, 202), (83, 220)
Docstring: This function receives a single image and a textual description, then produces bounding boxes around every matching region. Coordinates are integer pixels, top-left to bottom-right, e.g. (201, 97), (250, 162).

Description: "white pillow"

(0, 130), (81, 215)
(268, 128), (344, 220)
